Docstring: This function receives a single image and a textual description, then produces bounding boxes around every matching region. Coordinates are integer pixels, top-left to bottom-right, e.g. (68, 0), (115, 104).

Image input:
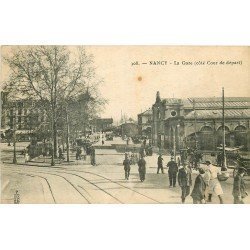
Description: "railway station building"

(151, 91), (250, 152)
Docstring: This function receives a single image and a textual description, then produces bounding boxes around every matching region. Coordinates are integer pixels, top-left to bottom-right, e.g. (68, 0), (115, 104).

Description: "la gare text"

(131, 60), (242, 66)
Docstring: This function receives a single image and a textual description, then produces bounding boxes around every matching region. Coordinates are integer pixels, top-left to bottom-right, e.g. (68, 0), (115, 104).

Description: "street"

(1, 140), (250, 204)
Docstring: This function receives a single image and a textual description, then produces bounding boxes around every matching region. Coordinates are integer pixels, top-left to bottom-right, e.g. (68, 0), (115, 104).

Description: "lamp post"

(222, 87), (227, 171)
(177, 123), (180, 152)
(172, 125), (176, 161)
(193, 100), (198, 150)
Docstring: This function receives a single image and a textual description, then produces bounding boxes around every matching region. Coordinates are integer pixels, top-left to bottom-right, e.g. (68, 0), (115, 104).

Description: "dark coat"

(191, 174), (206, 200)
(158, 156), (163, 166)
(138, 158), (146, 173)
(178, 167), (192, 187)
(123, 159), (131, 171)
(232, 174), (247, 198)
(167, 160), (178, 173)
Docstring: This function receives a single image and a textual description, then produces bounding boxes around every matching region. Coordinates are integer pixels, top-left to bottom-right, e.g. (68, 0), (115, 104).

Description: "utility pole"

(173, 126), (176, 161)
(222, 87), (227, 171)
(193, 99), (198, 150)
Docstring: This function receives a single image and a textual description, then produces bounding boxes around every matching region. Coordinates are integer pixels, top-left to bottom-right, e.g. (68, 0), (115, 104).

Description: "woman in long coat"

(138, 156), (146, 182)
(191, 168), (206, 204)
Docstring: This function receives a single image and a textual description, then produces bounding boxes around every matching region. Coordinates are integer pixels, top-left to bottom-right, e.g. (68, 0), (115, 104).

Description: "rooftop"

(138, 109), (152, 116)
(185, 109), (250, 119)
(158, 97), (250, 109)
(185, 97), (250, 109)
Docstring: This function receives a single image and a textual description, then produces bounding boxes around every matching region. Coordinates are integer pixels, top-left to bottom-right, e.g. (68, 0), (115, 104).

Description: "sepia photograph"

(1, 45), (249, 204)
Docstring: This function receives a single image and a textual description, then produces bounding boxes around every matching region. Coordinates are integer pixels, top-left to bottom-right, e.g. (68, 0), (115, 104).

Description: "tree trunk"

(66, 107), (70, 162)
(13, 108), (17, 164)
(53, 121), (58, 159)
(51, 116), (55, 166)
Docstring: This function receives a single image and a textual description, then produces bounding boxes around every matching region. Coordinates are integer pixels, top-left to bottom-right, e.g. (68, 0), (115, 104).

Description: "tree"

(3, 46), (106, 165)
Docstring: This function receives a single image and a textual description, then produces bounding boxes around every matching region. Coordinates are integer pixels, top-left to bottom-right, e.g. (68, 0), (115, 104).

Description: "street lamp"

(177, 124), (180, 151)
(172, 125), (176, 161)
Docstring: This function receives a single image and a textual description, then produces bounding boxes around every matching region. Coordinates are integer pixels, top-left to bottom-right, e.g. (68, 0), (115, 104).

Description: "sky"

(1, 46), (249, 122)
(86, 46), (249, 121)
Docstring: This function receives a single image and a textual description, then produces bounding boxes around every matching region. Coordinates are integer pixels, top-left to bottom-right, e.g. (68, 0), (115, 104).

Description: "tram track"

(3, 165), (161, 203)
(8, 168), (91, 204)
(12, 172), (56, 203)
(32, 170), (123, 204)
(6, 167), (122, 204)
(29, 171), (91, 204)
(60, 168), (162, 204)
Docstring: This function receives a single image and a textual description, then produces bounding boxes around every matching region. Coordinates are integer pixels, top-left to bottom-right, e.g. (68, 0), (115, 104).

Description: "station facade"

(151, 92), (250, 151)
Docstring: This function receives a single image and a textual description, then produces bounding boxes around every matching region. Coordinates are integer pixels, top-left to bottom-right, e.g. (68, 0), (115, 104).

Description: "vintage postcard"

(1, 45), (249, 204)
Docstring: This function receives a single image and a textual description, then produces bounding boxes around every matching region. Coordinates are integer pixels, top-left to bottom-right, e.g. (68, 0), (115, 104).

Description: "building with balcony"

(1, 93), (49, 141)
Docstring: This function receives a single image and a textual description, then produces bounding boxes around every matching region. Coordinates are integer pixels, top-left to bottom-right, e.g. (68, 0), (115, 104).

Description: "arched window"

(199, 126), (213, 150)
(234, 125), (247, 148)
(200, 126), (213, 132)
(234, 125), (246, 131)
(217, 126), (230, 132)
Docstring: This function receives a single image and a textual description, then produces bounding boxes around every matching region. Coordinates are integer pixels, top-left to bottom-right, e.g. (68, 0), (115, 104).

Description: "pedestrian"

(204, 160), (224, 204)
(123, 153), (131, 180)
(139, 146), (145, 158)
(102, 139), (104, 145)
(138, 155), (146, 182)
(177, 157), (181, 168)
(178, 161), (192, 203)
(58, 147), (64, 161)
(232, 167), (248, 204)
(76, 147), (81, 160)
(126, 137), (130, 145)
(157, 154), (164, 174)
(24, 150), (29, 163)
(82, 147), (87, 161)
(167, 156), (178, 187)
(191, 168), (207, 204)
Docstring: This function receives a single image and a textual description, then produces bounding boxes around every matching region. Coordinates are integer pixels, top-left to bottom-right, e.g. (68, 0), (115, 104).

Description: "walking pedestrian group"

(120, 148), (248, 204)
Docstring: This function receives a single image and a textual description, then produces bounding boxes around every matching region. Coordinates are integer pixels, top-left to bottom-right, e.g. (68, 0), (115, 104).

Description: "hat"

(205, 160), (211, 165)
(238, 167), (247, 174)
(198, 168), (205, 174)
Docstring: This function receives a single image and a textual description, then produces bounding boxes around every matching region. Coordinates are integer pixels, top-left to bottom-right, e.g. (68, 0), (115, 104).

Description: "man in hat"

(167, 156), (178, 187)
(191, 168), (207, 204)
(232, 167), (248, 204)
(123, 153), (131, 180)
(204, 160), (224, 204)
(157, 154), (164, 174)
(178, 161), (192, 203)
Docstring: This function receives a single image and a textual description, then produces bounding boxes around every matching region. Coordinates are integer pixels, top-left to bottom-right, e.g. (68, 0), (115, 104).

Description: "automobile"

(216, 146), (250, 176)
